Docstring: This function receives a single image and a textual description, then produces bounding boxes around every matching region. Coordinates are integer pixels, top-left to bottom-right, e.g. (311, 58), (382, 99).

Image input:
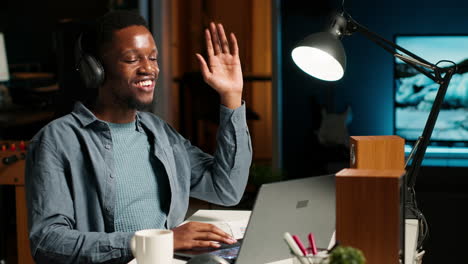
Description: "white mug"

(131, 229), (173, 264)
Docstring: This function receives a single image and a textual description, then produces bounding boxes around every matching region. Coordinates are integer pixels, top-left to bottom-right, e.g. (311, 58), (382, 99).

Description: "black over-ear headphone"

(75, 33), (105, 89)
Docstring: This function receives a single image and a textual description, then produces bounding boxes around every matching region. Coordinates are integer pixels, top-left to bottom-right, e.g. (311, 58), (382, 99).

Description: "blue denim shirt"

(25, 101), (252, 264)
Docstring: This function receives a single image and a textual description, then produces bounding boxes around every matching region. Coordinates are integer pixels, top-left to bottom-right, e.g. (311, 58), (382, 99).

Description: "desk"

(128, 210), (420, 264)
(128, 210), (299, 264)
(128, 257), (294, 264)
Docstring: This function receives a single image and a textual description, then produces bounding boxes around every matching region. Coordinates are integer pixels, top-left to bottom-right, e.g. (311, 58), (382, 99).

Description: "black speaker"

(75, 34), (105, 89)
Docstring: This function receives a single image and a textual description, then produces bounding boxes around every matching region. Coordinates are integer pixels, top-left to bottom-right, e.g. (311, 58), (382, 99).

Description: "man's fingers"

(204, 29), (214, 57)
(209, 22), (222, 55)
(194, 223), (233, 239)
(194, 241), (222, 249)
(172, 222), (238, 251)
(196, 53), (212, 79)
(217, 23), (230, 54)
(193, 231), (237, 244)
(176, 240), (221, 250)
(229, 32), (239, 56)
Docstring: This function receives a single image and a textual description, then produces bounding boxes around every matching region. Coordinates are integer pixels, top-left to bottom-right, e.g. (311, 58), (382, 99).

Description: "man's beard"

(126, 96), (152, 111)
(114, 92), (153, 111)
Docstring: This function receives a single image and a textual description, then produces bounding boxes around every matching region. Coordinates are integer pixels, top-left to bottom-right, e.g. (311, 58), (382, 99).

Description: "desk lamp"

(291, 9), (457, 248)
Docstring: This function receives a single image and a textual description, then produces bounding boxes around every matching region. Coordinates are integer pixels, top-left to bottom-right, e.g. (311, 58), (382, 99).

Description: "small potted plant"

(328, 245), (366, 264)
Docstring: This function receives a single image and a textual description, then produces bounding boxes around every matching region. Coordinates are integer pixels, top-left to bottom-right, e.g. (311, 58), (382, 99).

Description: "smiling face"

(99, 25), (159, 110)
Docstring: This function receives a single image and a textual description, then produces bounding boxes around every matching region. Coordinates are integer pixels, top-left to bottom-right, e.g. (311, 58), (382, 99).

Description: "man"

(25, 10), (252, 263)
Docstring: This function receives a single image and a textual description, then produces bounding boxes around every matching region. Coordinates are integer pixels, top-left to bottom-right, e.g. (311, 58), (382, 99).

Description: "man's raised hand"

(195, 22), (243, 109)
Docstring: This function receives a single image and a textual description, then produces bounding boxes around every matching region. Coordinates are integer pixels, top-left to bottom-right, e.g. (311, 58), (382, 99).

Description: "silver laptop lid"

(236, 174), (335, 264)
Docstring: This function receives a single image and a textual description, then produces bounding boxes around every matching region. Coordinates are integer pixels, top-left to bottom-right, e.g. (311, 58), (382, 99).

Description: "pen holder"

(291, 250), (329, 264)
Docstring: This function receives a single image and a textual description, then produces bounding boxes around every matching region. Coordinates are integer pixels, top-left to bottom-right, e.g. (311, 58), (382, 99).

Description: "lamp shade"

(291, 32), (346, 81)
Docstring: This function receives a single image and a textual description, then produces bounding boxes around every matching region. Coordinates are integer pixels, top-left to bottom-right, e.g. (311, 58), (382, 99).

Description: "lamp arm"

(347, 18), (458, 184)
(342, 16), (458, 189)
(341, 15), (459, 188)
(405, 68), (455, 188)
(335, 14), (460, 221)
(344, 16), (446, 83)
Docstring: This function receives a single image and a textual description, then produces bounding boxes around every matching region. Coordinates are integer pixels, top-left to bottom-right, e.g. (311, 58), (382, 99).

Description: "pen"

(284, 232), (308, 264)
(292, 235), (308, 256)
(308, 232), (318, 255)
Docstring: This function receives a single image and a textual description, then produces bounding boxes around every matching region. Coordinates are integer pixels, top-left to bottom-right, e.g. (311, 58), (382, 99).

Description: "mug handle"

(130, 236), (137, 258)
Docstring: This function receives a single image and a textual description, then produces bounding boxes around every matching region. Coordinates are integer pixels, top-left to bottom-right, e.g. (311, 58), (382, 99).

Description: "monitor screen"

(0, 32), (9, 82)
(394, 35), (468, 146)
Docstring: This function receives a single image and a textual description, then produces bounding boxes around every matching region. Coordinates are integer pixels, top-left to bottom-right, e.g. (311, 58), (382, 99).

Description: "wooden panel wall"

(171, 0), (273, 163)
(251, 0), (273, 162)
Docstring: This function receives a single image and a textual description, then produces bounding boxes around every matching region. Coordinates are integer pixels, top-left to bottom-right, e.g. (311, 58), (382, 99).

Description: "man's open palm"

(196, 22), (243, 108)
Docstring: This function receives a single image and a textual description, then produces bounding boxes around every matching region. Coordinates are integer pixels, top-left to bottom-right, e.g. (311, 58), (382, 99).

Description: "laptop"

(175, 174), (336, 264)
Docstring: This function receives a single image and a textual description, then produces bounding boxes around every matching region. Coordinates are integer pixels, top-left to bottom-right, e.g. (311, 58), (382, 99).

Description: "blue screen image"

(394, 35), (468, 145)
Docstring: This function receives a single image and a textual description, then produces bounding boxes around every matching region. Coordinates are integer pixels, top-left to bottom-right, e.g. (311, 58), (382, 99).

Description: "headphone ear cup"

(78, 54), (105, 89)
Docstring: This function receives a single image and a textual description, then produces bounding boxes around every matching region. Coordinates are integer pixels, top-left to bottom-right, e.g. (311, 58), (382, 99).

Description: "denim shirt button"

(109, 173), (114, 178)
(105, 144), (111, 150)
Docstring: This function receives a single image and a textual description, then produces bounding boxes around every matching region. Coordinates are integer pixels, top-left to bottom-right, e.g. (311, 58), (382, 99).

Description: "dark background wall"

(0, 0), (139, 119)
(0, 0), (110, 66)
(280, 0), (468, 263)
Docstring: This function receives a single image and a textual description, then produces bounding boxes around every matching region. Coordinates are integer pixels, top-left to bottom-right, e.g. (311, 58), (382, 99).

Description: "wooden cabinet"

(0, 141), (34, 264)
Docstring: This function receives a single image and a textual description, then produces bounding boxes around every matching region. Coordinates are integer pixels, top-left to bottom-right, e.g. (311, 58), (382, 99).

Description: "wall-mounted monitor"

(394, 35), (468, 147)
(0, 32), (9, 82)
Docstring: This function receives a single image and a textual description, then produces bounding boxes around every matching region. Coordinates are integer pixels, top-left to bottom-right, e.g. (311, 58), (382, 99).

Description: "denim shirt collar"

(71, 101), (143, 132)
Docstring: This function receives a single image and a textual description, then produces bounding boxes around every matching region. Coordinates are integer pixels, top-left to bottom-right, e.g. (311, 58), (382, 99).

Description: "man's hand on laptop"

(172, 222), (238, 250)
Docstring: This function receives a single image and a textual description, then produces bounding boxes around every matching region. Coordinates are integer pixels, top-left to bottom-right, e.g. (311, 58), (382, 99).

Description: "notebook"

(175, 174), (336, 264)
